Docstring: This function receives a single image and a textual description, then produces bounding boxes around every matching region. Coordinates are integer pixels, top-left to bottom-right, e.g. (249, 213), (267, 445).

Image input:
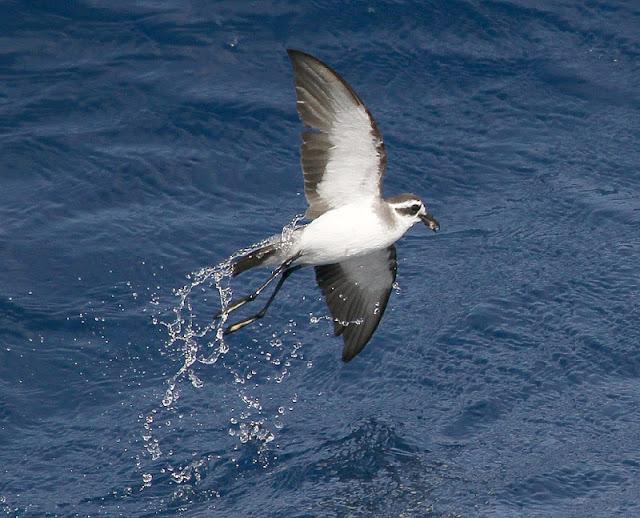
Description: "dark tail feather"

(231, 244), (279, 277)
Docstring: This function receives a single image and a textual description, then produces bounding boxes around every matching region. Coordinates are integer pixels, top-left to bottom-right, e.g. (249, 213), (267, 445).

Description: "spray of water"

(139, 215), (306, 490)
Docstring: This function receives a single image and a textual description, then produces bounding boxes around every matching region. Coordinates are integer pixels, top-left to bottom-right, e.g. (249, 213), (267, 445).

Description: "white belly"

(295, 202), (402, 265)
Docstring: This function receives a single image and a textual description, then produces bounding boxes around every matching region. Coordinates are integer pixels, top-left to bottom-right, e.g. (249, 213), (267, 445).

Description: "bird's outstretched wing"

(314, 246), (397, 362)
(287, 49), (387, 219)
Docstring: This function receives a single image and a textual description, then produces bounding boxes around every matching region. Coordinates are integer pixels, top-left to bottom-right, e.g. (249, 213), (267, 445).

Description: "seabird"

(219, 49), (439, 362)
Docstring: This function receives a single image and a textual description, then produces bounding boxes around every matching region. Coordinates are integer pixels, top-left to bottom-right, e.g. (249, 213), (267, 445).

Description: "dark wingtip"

(341, 351), (354, 363)
(286, 48), (306, 63)
(341, 341), (360, 362)
(286, 49), (327, 69)
(286, 48), (308, 59)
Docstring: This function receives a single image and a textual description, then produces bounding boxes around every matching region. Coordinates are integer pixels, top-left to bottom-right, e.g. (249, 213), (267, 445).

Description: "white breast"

(295, 201), (404, 265)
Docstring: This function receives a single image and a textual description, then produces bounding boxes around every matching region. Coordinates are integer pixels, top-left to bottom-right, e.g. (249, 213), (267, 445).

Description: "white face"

(392, 199), (427, 227)
(391, 198), (439, 232)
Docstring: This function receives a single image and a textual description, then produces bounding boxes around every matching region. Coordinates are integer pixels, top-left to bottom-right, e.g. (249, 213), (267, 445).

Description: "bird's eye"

(410, 204), (421, 214)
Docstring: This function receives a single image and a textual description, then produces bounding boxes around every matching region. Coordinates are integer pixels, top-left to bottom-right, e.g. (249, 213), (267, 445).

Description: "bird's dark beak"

(420, 212), (440, 232)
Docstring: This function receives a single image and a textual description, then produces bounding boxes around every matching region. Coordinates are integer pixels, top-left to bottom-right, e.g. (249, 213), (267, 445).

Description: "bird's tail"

(231, 242), (280, 277)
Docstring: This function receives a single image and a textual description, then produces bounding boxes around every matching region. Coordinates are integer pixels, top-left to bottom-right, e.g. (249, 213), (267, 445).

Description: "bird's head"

(387, 193), (440, 232)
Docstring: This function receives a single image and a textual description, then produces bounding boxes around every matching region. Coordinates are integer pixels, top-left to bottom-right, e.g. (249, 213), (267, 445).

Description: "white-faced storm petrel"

(219, 50), (439, 362)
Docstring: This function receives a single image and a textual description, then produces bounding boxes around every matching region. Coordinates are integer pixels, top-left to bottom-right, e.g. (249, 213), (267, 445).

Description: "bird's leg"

(224, 266), (301, 335)
(215, 252), (301, 319)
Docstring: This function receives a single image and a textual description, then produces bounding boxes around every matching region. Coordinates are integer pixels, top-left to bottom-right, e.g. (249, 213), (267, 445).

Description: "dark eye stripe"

(395, 204), (421, 216)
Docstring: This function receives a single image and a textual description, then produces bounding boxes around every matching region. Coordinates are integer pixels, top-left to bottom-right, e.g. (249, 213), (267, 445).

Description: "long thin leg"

(224, 266), (301, 335)
(215, 252), (301, 319)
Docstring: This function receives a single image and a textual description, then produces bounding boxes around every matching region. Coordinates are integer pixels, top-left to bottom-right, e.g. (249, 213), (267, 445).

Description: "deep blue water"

(1, 1), (640, 516)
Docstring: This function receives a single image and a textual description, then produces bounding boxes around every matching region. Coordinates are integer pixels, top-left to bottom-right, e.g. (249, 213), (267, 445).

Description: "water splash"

(159, 262), (233, 409)
(160, 213), (304, 406)
(138, 215), (306, 489)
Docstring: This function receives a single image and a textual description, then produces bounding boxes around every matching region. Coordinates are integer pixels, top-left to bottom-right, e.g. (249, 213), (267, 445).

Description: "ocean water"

(1, 1), (639, 516)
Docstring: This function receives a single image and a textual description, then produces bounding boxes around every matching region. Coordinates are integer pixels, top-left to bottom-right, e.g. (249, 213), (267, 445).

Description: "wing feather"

(287, 49), (387, 219)
(314, 246), (397, 361)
